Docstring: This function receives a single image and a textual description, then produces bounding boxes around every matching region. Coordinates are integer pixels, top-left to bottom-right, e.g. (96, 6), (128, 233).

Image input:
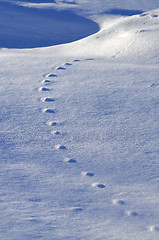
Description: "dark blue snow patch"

(102, 8), (144, 16)
(0, 1), (99, 48)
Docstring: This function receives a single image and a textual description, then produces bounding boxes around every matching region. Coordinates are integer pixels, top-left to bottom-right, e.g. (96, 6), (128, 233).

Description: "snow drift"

(62, 9), (159, 62)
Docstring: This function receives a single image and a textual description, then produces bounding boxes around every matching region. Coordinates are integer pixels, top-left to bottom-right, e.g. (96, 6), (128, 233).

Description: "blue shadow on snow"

(103, 8), (144, 16)
(0, 1), (99, 48)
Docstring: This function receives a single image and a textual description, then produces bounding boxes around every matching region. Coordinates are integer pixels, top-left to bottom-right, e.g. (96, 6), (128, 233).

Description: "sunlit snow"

(1, 0), (159, 239)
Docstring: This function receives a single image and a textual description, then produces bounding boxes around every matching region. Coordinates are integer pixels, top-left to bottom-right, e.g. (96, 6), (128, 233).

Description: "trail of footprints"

(39, 58), (105, 190)
(38, 58), (158, 232)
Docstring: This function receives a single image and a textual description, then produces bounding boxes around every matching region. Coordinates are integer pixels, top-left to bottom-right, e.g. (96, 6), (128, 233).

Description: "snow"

(0, 1), (99, 48)
(1, 0), (159, 239)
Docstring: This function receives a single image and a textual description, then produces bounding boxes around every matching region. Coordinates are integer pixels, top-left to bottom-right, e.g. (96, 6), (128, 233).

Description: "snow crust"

(1, 0), (159, 239)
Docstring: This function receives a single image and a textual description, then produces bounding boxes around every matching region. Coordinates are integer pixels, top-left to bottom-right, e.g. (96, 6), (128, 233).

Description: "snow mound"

(68, 9), (159, 62)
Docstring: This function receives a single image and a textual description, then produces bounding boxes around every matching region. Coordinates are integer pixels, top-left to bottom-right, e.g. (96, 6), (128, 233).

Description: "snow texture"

(1, 0), (159, 239)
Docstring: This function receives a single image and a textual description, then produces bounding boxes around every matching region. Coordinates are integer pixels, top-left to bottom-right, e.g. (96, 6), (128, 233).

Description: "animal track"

(71, 207), (83, 213)
(92, 183), (105, 189)
(64, 63), (72, 66)
(149, 225), (159, 232)
(41, 79), (51, 84)
(56, 67), (66, 70)
(42, 108), (55, 113)
(45, 73), (57, 77)
(47, 121), (57, 126)
(126, 211), (138, 217)
(150, 83), (159, 88)
(85, 58), (94, 61)
(150, 14), (158, 18)
(38, 58), (143, 231)
(39, 87), (50, 92)
(112, 199), (125, 206)
(64, 158), (77, 163)
(41, 97), (55, 102)
(81, 171), (94, 177)
(140, 13), (148, 17)
(73, 59), (80, 62)
(28, 198), (42, 203)
(38, 59), (119, 211)
(51, 130), (60, 135)
(55, 144), (67, 150)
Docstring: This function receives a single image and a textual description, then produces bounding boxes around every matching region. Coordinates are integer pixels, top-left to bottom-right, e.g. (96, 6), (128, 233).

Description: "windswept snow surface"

(1, 0), (159, 239)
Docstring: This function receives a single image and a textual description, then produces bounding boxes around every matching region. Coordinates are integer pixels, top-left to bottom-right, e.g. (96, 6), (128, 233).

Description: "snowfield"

(1, 0), (159, 239)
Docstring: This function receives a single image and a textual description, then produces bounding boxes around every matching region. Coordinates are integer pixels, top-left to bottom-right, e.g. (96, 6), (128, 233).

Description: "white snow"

(1, 0), (159, 239)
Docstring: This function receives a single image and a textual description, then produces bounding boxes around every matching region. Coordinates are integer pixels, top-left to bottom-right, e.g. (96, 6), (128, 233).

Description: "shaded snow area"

(0, 1), (99, 48)
(1, 0), (159, 239)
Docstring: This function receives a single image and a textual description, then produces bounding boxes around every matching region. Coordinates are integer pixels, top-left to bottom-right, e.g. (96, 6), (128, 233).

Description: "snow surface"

(1, 0), (159, 239)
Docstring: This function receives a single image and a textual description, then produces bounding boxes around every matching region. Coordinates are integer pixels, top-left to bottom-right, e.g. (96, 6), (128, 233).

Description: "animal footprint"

(64, 158), (77, 163)
(55, 144), (67, 150)
(39, 87), (50, 92)
(56, 67), (66, 70)
(150, 83), (159, 88)
(112, 199), (125, 206)
(51, 130), (60, 135)
(41, 97), (55, 102)
(150, 14), (158, 18)
(45, 73), (57, 77)
(71, 207), (83, 213)
(81, 171), (94, 177)
(85, 58), (94, 61)
(126, 211), (138, 217)
(28, 198), (42, 203)
(92, 183), (105, 189)
(149, 225), (159, 232)
(64, 63), (72, 66)
(42, 108), (55, 113)
(73, 59), (80, 62)
(41, 79), (51, 84)
(140, 13), (148, 17)
(47, 121), (57, 126)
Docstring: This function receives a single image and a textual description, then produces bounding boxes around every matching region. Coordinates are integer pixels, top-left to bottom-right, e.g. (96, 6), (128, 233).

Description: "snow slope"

(1, 0), (159, 239)
(54, 9), (159, 64)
